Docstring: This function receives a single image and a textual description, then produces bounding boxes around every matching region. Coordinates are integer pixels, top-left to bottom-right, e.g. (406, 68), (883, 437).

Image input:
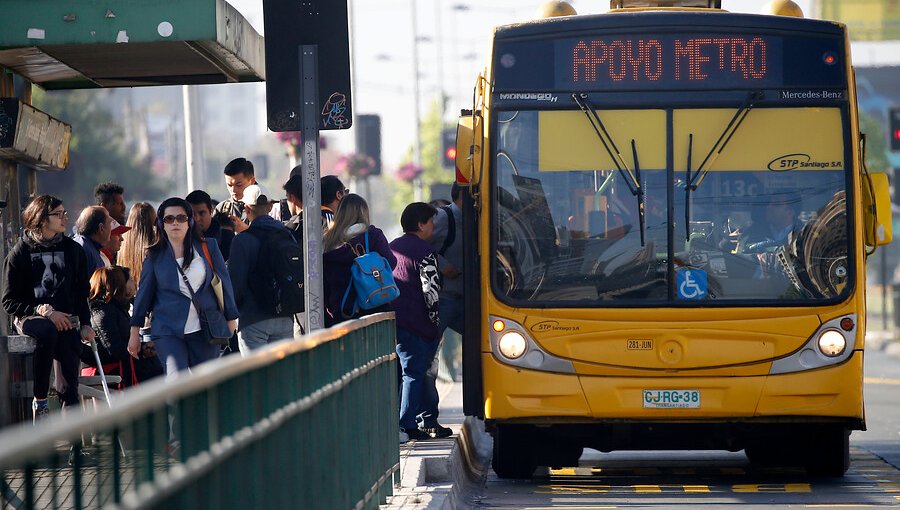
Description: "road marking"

(733, 484), (811, 492)
(683, 485), (710, 493)
(633, 485), (662, 493)
(549, 468), (577, 476)
(864, 377), (900, 385)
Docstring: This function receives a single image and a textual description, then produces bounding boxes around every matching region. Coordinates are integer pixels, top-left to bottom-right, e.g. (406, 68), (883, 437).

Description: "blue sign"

(677, 269), (707, 300)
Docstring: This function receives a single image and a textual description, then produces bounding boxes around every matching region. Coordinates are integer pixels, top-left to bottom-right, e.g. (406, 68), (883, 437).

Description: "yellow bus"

(454, 0), (893, 478)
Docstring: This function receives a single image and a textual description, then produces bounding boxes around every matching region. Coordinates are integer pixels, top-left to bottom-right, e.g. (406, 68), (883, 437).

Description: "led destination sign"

(557, 35), (783, 90)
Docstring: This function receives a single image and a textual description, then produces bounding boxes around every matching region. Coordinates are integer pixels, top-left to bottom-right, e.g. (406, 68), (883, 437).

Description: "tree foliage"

(391, 99), (456, 213)
(32, 88), (168, 209)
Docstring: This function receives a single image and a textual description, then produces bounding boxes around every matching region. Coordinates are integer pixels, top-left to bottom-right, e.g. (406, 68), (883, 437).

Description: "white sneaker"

(399, 430), (410, 444)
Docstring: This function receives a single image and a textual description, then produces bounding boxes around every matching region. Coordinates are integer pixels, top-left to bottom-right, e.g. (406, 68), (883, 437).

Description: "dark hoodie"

(2, 232), (91, 326)
(322, 225), (396, 327)
(227, 214), (294, 328)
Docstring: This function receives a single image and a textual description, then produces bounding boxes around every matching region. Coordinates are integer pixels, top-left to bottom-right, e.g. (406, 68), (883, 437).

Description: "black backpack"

(246, 226), (305, 316)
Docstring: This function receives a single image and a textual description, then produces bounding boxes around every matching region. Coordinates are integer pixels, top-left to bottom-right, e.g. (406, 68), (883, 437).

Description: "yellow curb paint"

(549, 468), (577, 476)
(684, 485), (710, 493)
(864, 377), (900, 385)
(633, 485), (662, 493)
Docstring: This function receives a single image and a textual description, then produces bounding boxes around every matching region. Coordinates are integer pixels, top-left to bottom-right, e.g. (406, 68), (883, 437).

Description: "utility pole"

(411, 0), (424, 201)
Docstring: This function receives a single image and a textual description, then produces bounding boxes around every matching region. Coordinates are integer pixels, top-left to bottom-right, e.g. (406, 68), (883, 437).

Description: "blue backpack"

(341, 230), (400, 316)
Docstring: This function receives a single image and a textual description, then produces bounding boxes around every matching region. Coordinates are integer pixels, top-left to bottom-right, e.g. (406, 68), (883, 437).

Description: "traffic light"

(441, 127), (457, 169)
(355, 114), (382, 175)
(891, 107), (900, 152)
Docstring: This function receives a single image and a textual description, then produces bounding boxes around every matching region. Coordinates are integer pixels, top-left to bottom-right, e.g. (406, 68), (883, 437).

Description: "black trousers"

(19, 317), (82, 406)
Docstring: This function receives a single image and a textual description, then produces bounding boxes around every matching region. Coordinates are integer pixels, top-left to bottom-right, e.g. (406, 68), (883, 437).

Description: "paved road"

(477, 348), (900, 508)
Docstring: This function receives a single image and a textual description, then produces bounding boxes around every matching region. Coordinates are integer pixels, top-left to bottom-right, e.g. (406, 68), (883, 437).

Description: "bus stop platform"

(384, 380), (491, 509)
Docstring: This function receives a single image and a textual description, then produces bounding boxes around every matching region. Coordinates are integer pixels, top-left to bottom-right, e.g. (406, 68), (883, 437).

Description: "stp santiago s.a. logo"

(768, 153), (810, 171)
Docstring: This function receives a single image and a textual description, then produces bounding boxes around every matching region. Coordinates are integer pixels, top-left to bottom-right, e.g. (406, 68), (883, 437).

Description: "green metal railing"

(0, 313), (399, 510)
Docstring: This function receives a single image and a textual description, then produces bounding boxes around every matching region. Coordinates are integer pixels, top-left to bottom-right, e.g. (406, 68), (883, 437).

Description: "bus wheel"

(803, 427), (850, 477)
(492, 425), (537, 479)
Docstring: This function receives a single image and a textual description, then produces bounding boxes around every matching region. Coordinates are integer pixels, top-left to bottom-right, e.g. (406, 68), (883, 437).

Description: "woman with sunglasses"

(85, 266), (163, 386)
(1, 195), (95, 422)
(128, 198), (238, 376)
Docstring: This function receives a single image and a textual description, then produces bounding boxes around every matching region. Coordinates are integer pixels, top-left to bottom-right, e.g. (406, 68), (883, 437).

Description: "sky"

(226, 0), (898, 173)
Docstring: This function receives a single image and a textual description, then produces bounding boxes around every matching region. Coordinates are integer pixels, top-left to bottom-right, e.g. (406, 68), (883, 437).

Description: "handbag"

(200, 240), (225, 311)
(176, 261), (231, 346)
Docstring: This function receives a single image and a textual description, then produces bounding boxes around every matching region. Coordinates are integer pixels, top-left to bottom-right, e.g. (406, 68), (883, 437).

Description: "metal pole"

(181, 85), (205, 194)
(300, 45), (325, 332)
(882, 246), (888, 331)
(411, 0), (423, 201)
(435, 0), (446, 119)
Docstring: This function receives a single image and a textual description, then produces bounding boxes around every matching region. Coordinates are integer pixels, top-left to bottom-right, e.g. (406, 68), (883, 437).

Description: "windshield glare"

(493, 108), (850, 305)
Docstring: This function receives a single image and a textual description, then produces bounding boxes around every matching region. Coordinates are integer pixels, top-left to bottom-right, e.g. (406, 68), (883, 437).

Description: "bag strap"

(175, 262), (206, 320)
(364, 229), (370, 253)
(200, 239), (214, 268)
(439, 206), (455, 256)
(340, 280), (360, 319)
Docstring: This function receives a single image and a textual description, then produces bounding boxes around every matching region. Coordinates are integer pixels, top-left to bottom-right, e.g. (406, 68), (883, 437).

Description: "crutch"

(87, 337), (127, 457)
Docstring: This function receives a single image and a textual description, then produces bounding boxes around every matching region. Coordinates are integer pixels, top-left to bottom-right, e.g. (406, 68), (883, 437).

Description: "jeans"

(396, 328), (440, 431)
(154, 331), (219, 378)
(418, 295), (464, 427)
(237, 317), (294, 355)
(18, 317), (82, 406)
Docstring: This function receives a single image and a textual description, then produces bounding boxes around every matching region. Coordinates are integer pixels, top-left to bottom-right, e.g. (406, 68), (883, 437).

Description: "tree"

(31, 88), (168, 209)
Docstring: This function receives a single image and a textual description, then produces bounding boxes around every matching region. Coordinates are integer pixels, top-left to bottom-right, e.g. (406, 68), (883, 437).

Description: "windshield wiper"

(687, 91), (761, 191)
(684, 133), (693, 242)
(572, 93), (645, 246)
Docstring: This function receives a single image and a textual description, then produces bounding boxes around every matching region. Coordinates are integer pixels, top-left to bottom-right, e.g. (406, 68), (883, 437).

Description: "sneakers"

(32, 399), (50, 424)
(420, 424), (453, 439)
(68, 446), (96, 467)
(402, 428), (432, 441)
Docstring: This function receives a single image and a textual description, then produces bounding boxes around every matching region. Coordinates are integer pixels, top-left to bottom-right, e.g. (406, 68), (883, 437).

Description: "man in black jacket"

(186, 190), (234, 261)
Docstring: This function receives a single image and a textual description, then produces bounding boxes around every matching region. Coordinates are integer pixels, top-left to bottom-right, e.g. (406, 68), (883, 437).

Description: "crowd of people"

(1, 157), (465, 444)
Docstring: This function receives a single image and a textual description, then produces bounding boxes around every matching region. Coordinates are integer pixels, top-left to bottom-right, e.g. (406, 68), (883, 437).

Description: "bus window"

(674, 107), (848, 301)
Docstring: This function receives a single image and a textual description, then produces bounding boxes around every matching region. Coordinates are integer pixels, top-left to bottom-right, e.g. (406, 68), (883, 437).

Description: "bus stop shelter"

(0, 0), (266, 425)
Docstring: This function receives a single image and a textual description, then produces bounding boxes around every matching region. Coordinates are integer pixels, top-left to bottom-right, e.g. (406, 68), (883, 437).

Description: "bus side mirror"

(456, 111), (483, 186)
(863, 172), (892, 247)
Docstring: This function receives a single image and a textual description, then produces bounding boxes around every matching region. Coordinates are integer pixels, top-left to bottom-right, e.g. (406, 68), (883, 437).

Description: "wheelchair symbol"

(677, 269), (707, 299)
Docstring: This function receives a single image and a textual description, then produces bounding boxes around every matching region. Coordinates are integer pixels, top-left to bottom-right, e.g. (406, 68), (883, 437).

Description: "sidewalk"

(383, 380), (491, 509)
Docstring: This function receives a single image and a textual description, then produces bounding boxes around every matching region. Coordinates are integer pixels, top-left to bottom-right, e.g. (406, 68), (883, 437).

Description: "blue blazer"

(131, 239), (239, 338)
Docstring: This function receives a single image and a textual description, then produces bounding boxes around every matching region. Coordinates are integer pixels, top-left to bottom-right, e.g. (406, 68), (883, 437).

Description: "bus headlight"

(817, 330), (846, 357)
(488, 316), (576, 374)
(769, 315), (856, 375)
(498, 331), (527, 359)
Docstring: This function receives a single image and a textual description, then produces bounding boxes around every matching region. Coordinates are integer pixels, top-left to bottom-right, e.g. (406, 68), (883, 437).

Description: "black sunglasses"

(162, 214), (190, 224)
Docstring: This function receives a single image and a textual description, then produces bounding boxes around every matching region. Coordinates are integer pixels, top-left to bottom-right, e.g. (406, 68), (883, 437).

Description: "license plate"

(642, 389), (701, 409)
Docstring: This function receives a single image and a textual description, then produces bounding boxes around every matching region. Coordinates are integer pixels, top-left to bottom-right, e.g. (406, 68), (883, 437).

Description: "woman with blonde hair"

(119, 202), (157, 286)
(322, 193), (396, 326)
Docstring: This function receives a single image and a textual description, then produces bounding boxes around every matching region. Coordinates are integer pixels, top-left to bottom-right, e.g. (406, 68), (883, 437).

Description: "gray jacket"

(429, 203), (463, 298)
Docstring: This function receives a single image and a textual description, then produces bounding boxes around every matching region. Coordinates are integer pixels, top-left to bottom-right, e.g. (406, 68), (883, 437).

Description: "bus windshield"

(492, 106), (850, 306)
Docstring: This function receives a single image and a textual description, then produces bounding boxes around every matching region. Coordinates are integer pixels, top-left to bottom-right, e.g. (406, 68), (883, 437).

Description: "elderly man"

(73, 206), (113, 274)
(100, 220), (131, 267)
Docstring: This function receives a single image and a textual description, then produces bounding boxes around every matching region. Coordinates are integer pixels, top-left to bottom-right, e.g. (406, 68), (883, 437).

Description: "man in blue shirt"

(73, 206), (113, 275)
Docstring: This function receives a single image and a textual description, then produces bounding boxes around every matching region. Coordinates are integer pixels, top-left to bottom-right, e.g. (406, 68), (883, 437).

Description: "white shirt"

(176, 255), (207, 334)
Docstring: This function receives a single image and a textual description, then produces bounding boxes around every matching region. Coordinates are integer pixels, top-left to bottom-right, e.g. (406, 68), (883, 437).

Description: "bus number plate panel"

(643, 390), (701, 409)
(627, 339), (653, 350)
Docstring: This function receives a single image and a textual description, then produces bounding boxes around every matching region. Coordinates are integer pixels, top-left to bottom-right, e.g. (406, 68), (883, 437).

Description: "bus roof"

(493, 11), (845, 41)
